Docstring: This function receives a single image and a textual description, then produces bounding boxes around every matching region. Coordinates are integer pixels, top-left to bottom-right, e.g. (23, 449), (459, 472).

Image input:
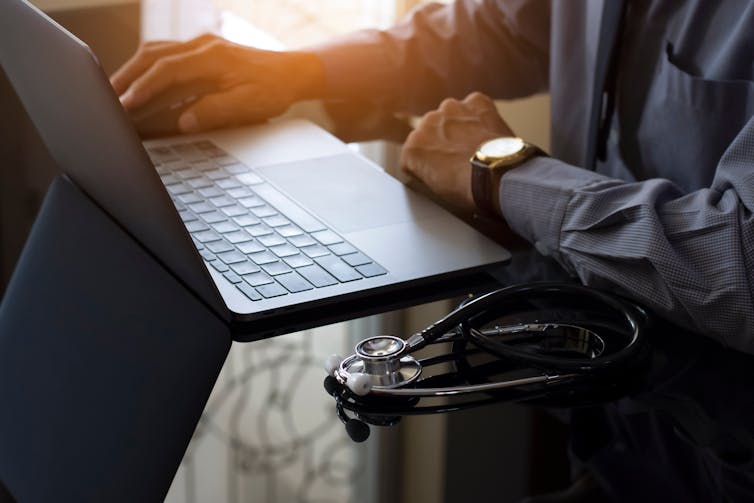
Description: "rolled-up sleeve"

(501, 117), (754, 354)
(309, 0), (550, 114)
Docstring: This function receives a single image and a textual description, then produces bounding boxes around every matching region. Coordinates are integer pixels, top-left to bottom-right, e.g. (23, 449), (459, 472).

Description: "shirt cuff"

(499, 156), (611, 263)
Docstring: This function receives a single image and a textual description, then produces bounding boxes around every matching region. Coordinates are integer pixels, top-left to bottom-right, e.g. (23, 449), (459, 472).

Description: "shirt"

(311, 0), (754, 353)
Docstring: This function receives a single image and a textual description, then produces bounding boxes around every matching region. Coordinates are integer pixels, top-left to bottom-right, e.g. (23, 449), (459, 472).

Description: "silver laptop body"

(0, 0), (511, 340)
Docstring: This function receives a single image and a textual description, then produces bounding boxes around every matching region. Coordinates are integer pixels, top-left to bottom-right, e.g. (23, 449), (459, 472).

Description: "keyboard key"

(263, 215), (290, 228)
(276, 271), (313, 293)
(225, 230), (252, 244)
(193, 140), (215, 150)
(250, 205), (277, 218)
(246, 224), (274, 237)
(160, 174), (179, 185)
(269, 243), (299, 258)
(217, 250), (247, 264)
(256, 282), (288, 298)
(179, 210), (197, 222)
(224, 163), (250, 174)
(277, 225), (303, 238)
(176, 169), (201, 180)
(297, 264), (338, 288)
(166, 183), (192, 195)
(200, 211), (227, 224)
(199, 250), (216, 261)
(172, 199), (185, 211)
(252, 183), (327, 233)
(236, 172), (264, 185)
(206, 240), (234, 254)
(191, 237), (204, 250)
(237, 283), (262, 301)
(227, 187), (254, 198)
(262, 261), (293, 276)
(215, 155), (240, 166)
(178, 192), (203, 204)
(212, 221), (240, 234)
(205, 168), (229, 180)
(233, 214), (261, 227)
(221, 205), (248, 217)
(187, 177), (212, 189)
(329, 242), (358, 256)
(258, 233), (286, 247)
(191, 160), (215, 171)
(194, 230), (222, 243)
(209, 195), (235, 207)
(248, 250), (278, 265)
(301, 244), (330, 258)
(238, 196), (265, 208)
(357, 263), (388, 277)
(147, 146), (179, 163)
(211, 260), (230, 273)
(188, 202), (214, 214)
(342, 252), (372, 267)
(223, 271), (243, 284)
(283, 254), (314, 269)
(164, 160), (192, 172)
(185, 220), (209, 232)
(289, 234), (317, 248)
(198, 186), (224, 198)
(237, 240), (265, 254)
(311, 230), (343, 246)
(216, 178), (241, 189)
(205, 147), (227, 158)
(315, 255), (362, 282)
(243, 271), (274, 286)
(230, 261), (260, 276)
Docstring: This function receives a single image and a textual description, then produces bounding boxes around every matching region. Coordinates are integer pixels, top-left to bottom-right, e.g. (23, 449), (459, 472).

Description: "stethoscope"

(325, 283), (647, 399)
(324, 283), (648, 442)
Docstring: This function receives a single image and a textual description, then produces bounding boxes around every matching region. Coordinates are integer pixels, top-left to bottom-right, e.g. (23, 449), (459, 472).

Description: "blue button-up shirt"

(312, 0), (754, 353)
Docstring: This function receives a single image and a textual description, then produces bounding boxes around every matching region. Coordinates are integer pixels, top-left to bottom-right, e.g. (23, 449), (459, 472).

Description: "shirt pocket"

(637, 42), (754, 192)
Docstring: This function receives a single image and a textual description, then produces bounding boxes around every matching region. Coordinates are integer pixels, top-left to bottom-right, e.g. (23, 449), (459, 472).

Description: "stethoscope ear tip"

(324, 354), (344, 376)
(347, 373), (372, 396)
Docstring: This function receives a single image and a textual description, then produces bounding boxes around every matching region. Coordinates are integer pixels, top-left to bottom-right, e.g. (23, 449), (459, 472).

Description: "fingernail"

(119, 90), (134, 107)
(178, 112), (199, 133)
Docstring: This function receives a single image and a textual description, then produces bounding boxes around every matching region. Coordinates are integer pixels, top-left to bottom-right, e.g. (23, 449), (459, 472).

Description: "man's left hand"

(399, 92), (514, 215)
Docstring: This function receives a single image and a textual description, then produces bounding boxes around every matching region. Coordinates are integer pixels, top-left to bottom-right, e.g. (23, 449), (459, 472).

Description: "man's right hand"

(110, 34), (324, 133)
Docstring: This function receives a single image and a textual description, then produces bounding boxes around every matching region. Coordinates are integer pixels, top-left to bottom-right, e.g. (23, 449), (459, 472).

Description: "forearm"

(307, 0), (550, 114)
(500, 149), (754, 354)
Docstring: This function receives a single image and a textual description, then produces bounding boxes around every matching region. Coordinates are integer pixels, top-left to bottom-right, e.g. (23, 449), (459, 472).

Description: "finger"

(110, 33), (218, 96)
(462, 92), (507, 130)
(178, 85), (259, 133)
(438, 97), (465, 115)
(120, 42), (225, 109)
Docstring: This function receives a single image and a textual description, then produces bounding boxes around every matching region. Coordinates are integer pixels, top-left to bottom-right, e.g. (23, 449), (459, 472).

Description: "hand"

(110, 34), (324, 133)
(399, 92), (514, 215)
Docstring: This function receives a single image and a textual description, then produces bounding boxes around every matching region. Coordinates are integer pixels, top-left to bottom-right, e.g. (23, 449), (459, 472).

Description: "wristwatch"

(470, 137), (544, 217)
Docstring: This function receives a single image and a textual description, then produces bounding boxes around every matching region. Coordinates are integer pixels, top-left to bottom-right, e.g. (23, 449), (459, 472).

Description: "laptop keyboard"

(146, 140), (387, 302)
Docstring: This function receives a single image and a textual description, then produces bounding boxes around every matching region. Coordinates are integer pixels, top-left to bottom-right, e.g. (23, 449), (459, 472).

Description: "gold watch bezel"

(473, 137), (529, 169)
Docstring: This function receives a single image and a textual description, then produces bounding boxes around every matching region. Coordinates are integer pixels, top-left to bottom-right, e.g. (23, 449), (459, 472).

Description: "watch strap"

(471, 144), (544, 218)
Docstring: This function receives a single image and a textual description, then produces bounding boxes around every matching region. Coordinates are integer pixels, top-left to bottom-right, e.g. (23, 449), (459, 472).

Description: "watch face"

(477, 137), (525, 162)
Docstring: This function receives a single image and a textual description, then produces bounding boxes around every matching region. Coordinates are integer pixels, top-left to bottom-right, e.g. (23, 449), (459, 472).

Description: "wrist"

(288, 51), (325, 100)
(470, 137), (545, 219)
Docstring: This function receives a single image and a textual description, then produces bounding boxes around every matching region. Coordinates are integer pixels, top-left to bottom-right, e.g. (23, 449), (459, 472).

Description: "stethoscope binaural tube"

(461, 283), (645, 373)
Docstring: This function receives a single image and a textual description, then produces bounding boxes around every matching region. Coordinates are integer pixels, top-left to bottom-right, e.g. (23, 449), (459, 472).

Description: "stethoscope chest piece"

(333, 336), (422, 395)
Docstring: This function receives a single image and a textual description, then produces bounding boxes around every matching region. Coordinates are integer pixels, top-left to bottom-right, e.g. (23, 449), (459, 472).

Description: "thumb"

(178, 86), (255, 133)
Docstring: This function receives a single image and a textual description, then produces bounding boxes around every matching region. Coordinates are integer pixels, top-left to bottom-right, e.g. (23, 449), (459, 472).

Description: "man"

(112, 0), (754, 353)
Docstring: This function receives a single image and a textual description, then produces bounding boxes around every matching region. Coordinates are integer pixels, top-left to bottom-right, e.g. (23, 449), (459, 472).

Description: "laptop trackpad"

(255, 152), (438, 233)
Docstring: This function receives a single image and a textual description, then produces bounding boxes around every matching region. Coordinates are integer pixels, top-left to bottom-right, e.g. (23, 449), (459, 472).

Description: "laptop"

(0, 0), (511, 340)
